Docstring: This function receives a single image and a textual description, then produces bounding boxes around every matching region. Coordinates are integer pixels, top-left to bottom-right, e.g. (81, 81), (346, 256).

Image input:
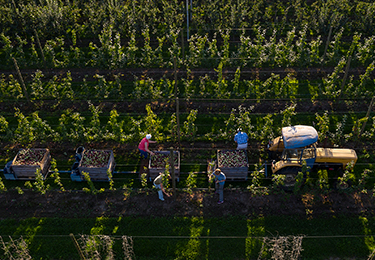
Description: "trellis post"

(359, 96), (375, 137)
(169, 148), (176, 198)
(174, 58), (181, 148)
(12, 57), (31, 104)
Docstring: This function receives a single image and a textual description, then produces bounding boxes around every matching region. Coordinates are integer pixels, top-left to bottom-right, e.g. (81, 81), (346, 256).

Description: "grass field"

(0, 215), (373, 259)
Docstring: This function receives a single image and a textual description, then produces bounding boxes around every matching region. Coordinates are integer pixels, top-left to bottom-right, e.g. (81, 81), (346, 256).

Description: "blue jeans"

(139, 149), (148, 159)
(237, 143), (248, 150)
(216, 183), (224, 201)
(154, 183), (164, 200)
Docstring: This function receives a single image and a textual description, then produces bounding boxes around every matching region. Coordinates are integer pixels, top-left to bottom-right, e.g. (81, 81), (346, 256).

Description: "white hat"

(146, 134), (152, 139)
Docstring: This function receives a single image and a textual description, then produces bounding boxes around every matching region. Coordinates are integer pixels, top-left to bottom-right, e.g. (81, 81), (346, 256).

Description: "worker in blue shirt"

(234, 128), (248, 150)
(212, 168), (226, 204)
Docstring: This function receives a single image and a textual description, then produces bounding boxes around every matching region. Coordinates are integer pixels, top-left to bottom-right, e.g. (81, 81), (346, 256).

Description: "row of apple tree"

(1, 60), (374, 102)
(1, 0), (375, 41)
(1, 26), (375, 70)
(1, 103), (374, 147)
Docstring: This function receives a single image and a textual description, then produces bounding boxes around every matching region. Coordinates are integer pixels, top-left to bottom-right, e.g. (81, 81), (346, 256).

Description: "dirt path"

(1, 189), (374, 220)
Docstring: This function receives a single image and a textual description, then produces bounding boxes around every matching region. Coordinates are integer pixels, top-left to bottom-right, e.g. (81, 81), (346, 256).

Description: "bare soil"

(1, 188), (374, 220)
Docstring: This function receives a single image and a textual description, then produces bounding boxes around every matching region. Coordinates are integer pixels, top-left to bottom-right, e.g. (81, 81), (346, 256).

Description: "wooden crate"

(148, 151), (180, 181)
(11, 148), (51, 180)
(78, 149), (115, 181)
(217, 149), (248, 181)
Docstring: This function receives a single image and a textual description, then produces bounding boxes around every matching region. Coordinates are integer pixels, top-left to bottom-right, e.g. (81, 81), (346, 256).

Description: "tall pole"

(70, 234), (86, 260)
(12, 57), (31, 104)
(339, 55), (352, 100)
(169, 148), (176, 198)
(174, 58), (180, 148)
(186, 0), (189, 40)
(359, 96), (375, 137)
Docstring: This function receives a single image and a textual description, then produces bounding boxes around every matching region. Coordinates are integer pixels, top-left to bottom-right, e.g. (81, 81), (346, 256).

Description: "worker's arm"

(144, 142), (155, 155)
(160, 184), (170, 196)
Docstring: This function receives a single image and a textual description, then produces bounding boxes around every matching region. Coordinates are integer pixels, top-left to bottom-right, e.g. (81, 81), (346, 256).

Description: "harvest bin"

(77, 149), (115, 181)
(216, 149), (249, 181)
(9, 148), (51, 180)
(148, 151), (180, 181)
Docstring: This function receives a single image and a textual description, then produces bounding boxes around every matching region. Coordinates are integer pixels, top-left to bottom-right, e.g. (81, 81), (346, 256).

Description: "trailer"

(3, 148), (51, 180)
(71, 147), (116, 182)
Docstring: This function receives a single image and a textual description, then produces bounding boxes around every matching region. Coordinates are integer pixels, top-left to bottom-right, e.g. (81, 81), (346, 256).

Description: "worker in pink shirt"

(138, 134), (157, 159)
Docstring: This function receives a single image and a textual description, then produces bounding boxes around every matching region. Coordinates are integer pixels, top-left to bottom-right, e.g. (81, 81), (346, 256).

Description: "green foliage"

(124, 30), (138, 67)
(248, 164), (267, 196)
(325, 27), (345, 65)
(231, 105), (255, 139)
(207, 160), (216, 192)
(163, 162), (171, 190)
(105, 109), (125, 143)
(271, 174), (285, 190)
(231, 67), (241, 96)
(0, 177), (7, 193)
(258, 114), (274, 144)
(348, 117), (368, 141)
(220, 30), (230, 66)
(331, 114), (347, 146)
(107, 169), (115, 191)
(50, 158), (65, 192)
(94, 24), (124, 69)
(29, 71), (74, 101)
(182, 109), (198, 141)
(323, 57), (346, 99)
(168, 113), (178, 142)
(30, 111), (59, 142)
(131, 76), (163, 100)
(187, 34), (207, 68)
(144, 104), (163, 141)
(33, 168), (50, 195)
(85, 102), (103, 142)
(15, 187), (24, 195)
(0, 74), (23, 100)
(315, 111), (330, 142)
(213, 62), (229, 98)
(293, 161), (310, 194)
(0, 115), (9, 140)
(82, 171), (104, 195)
(140, 27), (154, 67)
(186, 172), (197, 194)
(316, 169), (329, 192)
(337, 162), (355, 192)
(280, 103), (296, 128)
(140, 172), (148, 189)
(348, 62), (375, 98)
(356, 169), (370, 191)
(58, 109), (86, 142)
(24, 168), (50, 195)
(13, 108), (34, 145)
(183, 68), (194, 100)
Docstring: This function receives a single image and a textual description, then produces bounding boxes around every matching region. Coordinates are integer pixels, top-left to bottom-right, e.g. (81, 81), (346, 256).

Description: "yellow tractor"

(267, 125), (357, 189)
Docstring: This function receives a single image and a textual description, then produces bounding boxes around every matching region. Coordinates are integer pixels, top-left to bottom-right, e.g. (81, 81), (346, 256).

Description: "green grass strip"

(0, 215), (374, 259)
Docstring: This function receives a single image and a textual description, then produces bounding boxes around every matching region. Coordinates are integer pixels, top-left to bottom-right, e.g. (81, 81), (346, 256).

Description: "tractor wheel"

(276, 166), (302, 191)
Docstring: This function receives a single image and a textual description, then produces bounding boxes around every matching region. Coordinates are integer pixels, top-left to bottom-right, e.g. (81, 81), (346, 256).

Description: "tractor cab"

(273, 147), (317, 174)
(268, 125), (318, 160)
